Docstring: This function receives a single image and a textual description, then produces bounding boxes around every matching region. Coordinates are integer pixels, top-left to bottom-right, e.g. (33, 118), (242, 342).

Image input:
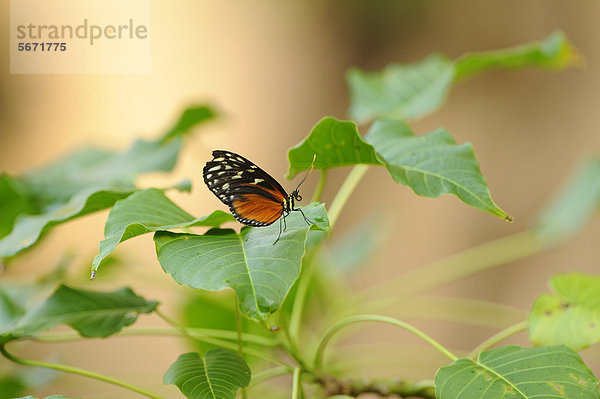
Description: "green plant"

(1, 31), (599, 399)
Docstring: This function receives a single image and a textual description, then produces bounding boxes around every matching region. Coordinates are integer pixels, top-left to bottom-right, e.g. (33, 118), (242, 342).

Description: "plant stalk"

(235, 296), (249, 399)
(311, 170), (327, 203)
(292, 367), (302, 399)
(327, 165), (370, 229)
(0, 343), (165, 399)
(313, 314), (457, 371)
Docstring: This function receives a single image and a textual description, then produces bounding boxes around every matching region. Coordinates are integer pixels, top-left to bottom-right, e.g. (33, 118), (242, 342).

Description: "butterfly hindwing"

(203, 150), (289, 226)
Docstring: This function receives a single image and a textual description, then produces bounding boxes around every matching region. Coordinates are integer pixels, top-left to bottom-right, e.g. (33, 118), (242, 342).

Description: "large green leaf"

(348, 31), (578, 123)
(455, 30), (579, 80)
(347, 54), (454, 124)
(435, 345), (599, 399)
(286, 117), (381, 178)
(0, 175), (36, 239)
(535, 158), (600, 246)
(366, 117), (512, 220)
(164, 350), (251, 399)
(91, 189), (235, 276)
(155, 203), (329, 320)
(0, 188), (134, 258)
(1, 285), (156, 342)
(529, 273), (600, 351)
(0, 105), (216, 260)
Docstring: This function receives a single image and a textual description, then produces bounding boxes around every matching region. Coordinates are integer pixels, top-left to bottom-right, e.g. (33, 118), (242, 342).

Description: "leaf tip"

(90, 270), (97, 280)
(505, 214), (515, 223)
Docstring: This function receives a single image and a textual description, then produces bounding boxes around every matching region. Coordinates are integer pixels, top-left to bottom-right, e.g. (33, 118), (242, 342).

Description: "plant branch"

(327, 165), (369, 229)
(467, 320), (529, 359)
(315, 375), (436, 398)
(312, 170), (327, 203)
(313, 314), (457, 371)
(0, 343), (165, 399)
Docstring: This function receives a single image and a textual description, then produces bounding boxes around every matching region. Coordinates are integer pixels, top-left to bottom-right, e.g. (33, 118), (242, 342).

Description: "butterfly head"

(291, 189), (302, 202)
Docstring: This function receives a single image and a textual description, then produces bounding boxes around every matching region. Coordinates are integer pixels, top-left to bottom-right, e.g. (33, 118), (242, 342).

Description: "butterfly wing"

(203, 150), (289, 226)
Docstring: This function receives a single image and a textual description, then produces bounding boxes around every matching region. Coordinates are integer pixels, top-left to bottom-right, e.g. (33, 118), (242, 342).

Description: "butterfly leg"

(293, 207), (313, 226)
(273, 217), (284, 245)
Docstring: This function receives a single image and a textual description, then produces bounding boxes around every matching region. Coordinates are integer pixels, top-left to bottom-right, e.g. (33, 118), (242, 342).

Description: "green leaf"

(0, 105), (216, 260)
(535, 158), (600, 246)
(155, 203), (329, 320)
(348, 31), (579, 124)
(92, 189), (235, 276)
(0, 375), (26, 399)
(287, 117), (381, 178)
(163, 350), (251, 399)
(347, 54), (455, 124)
(366, 117), (512, 221)
(0, 175), (36, 239)
(0, 188), (134, 258)
(1, 285), (157, 342)
(455, 30), (579, 80)
(529, 273), (600, 351)
(435, 345), (599, 399)
(162, 105), (216, 141)
(0, 288), (26, 329)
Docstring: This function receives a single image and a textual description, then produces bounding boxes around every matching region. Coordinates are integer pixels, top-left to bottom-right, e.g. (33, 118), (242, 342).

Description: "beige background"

(1, 1), (599, 398)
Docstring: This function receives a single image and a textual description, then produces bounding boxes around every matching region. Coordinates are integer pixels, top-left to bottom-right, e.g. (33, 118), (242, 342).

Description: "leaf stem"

(235, 296), (248, 399)
(467, 320), (528, 359)
(0, 343), (165, 399)
(313, 314), (457, 371)
(31, 326), (277, 347)
(327, 165), (370, 228)
(311, 170), (327, 203)
(292, 367), (302, 399)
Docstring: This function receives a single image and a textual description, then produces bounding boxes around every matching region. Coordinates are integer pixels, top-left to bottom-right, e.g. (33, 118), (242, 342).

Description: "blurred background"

(1, 0), (599, 397)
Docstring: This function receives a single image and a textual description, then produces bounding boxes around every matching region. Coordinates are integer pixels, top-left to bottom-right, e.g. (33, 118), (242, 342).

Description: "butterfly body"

(203, 150), (305, 229)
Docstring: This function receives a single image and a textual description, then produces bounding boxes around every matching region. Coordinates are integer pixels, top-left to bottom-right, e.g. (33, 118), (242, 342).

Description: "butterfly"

(203, 150), (314, 243)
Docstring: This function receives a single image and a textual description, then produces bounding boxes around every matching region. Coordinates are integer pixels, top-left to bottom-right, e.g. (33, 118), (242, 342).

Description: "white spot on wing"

(208, 166), (221, 172)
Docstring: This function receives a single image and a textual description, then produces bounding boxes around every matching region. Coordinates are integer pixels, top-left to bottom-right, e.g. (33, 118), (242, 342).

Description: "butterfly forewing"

(203, 150), (289, 226)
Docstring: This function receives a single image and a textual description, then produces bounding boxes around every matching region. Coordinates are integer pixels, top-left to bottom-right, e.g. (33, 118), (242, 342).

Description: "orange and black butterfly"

(203, 150), (313, 242)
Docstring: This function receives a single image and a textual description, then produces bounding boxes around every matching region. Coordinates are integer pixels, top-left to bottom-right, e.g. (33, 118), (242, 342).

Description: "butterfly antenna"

(295, 154), (317, 191)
